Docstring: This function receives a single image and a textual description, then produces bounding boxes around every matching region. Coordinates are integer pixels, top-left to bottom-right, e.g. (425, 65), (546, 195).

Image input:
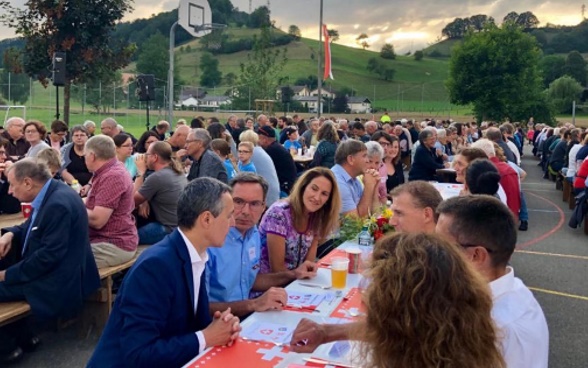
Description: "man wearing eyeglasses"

(436, 195), (548, 368)
(184, 128), (228, 184)
(206, 173), (317, 317)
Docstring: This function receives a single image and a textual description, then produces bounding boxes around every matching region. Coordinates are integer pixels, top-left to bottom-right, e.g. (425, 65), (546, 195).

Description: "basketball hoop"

(197, 23), (227, 50)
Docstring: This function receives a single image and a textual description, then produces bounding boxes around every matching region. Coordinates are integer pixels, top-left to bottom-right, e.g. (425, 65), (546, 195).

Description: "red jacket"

(490, 157), (521, 219)
(574, 159), (588, 189)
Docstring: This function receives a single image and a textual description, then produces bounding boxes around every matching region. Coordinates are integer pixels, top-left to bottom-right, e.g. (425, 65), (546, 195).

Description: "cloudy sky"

(0, 0), (585, 52)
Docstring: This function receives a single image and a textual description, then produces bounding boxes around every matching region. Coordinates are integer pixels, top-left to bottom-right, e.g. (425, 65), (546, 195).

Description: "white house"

(293, 96), (321, 113)
(199, 95), (232, 108)
(347, 96), (372, 114)
(310, 86), (336, 99)
(276, 85), (310, 99)
(181, 97), (199, 107)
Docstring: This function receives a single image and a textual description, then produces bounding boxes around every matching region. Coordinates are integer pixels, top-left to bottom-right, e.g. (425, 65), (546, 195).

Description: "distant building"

(347, 96), (372, 114)
(310, 86), (336, 99)
(276, 85), (311, 99)
(199, 95), (232, 108)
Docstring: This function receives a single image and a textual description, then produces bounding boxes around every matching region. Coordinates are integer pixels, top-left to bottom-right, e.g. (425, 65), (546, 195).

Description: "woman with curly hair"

(360, 232), (505, 368)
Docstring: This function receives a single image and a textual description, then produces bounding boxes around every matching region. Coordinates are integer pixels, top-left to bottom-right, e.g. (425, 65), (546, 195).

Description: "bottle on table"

(358, 226), (372, 247)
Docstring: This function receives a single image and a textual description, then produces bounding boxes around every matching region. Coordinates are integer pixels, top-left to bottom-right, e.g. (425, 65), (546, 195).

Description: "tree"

(332, 93), (349, 113)
(0, 0), (134, 124)
(367, 57), (395, 81)
(547, 75), (584, 113)
(380, 43), (396, 60)
(0, 48), (30, 104)
(540, 55), (566, 87)
(327, 29), (340, 42)
(503, 11), (519, 24)
(224, 72), (237, 86)
(469, 14), (495, 31)
(517, 11), (540, 29)
(136, 32), (170, 82)
(288, 25), (301, 40)
(233, 26), (288, 109)
(442, 18), (468, 39)
(294, 75), (318, 90)
(356, 33), (370, 50)
(564, 50), (588, 86)
(414, 50), (424, 61)
(200, 53), (222, 88)
(447, 23), (552, 122)
(248, 6), (271, 28)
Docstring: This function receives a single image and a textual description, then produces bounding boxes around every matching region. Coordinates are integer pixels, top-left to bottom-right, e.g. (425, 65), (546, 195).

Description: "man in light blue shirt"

(206, 173), (317, 317)
(331, 140), (380, 218)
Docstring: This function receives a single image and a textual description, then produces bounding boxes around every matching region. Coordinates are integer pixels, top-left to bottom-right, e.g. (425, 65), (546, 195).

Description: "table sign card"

(242, 321), (295, 345)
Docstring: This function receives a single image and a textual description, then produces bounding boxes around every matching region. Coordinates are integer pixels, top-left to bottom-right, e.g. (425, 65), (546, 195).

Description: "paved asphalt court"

(11, 145), (587, 367)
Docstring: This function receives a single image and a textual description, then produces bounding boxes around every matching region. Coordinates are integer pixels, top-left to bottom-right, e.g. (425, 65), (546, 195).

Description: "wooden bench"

(0, 245), (148, 333)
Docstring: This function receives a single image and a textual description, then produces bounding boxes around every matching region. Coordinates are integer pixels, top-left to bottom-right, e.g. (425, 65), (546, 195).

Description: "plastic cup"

(21, 203), (32, 219)
(345, 248), (361, 274)
(331, 257), (349, 289)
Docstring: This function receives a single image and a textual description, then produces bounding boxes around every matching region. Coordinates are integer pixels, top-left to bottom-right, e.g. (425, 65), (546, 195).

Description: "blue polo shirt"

(331, 164), (364, 214)
(206, 226), (261, 303)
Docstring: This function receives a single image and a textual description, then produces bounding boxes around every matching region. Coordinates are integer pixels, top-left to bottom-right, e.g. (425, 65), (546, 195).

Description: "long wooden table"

(0, 212), (24, 229)
(183, 241), (365, 368)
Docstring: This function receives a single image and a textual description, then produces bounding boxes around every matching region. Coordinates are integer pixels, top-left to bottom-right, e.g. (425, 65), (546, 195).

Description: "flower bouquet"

(367, 207), (394, 241)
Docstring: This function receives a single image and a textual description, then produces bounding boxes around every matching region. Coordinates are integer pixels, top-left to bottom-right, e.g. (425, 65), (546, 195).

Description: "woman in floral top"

(259, 167), (341, 273)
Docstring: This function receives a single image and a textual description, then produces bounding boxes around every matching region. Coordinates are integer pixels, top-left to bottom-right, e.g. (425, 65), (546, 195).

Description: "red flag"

(323, 24), (333, 80)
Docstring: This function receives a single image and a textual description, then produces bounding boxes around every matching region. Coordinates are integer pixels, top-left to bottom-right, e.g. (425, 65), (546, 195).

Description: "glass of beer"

(331, 257), (349, 289)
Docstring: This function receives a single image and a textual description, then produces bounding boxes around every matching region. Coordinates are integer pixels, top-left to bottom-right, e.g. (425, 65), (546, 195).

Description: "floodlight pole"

(316, 0), (323, 117)
(168, 21), (179, 125)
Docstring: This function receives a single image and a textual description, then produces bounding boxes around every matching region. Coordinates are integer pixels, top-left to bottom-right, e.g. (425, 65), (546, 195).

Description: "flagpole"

(317, 0), (323, 117)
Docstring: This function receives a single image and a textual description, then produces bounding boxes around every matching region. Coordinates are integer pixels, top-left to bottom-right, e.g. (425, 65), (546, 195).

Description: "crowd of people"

(0, 112), (551, 367)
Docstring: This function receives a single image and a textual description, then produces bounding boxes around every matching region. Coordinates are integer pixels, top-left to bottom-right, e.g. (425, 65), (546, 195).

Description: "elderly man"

(207, 173), (317, 317)
(167, 124), (190, 155)
(83, 120), (96, 137)
(365, 120), (378, 136)
(408, 129), (447, 181)
(100, 118), (121, 137)
(471, 138), (521, 219)
(84, 135), (138, 267)
(225, 114), (242, 144)
(486, 127), (517, 164)
(184, 128), (227, 183)
(0, 159), (99, 363)
(257, 114), (270, 129)
(239, 130), (280, 206)
(1, 117), (29, 161)
(134, 142), (187, 245)
(301, 117), (320, 147)
(151, 120), (170, 141)
(436, 195), (549, 368)
(394, 124), (411, 164)
(389, 181), (443, 234)
(337, 119), (349, 139)
(88, 178), (241, 368)
(257, 126), (296, 195)
(331, 140), (380, 217)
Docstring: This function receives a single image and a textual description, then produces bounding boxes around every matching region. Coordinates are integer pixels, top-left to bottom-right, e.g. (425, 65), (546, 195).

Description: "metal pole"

(55, 86), (60, 119)
(113, 82), (116, 116)
(168, 21), (178, 124)
(572, 100), (576, 125)
(8, 72), (11, 103)
(316, 0), (323, 117)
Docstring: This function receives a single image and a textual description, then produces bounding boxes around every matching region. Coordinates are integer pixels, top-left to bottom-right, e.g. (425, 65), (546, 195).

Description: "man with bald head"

(1, 117), (29, 161)
(167, 124), (191, 157)
(365, 121), (378, 137)
(100, 118), (121, 138)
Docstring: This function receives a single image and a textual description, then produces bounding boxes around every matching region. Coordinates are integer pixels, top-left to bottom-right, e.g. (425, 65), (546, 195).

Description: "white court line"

(527, 209), (561, 213)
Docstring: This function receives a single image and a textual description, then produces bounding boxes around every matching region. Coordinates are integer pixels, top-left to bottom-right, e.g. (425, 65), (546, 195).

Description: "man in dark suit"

(88, 177), (241, 368)
(0, 159), (100, 363)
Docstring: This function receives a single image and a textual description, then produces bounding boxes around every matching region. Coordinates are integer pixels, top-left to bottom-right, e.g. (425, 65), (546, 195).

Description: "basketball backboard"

(178, 0), (212, 38)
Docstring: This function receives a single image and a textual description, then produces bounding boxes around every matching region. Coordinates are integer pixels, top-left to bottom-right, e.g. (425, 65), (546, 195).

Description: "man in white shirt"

(435, 195), (549, 368)
(88, 178), (241, 368)
(290, 195), (549, 368)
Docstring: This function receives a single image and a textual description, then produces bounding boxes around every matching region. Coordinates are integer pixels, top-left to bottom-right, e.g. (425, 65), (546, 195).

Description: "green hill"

(164, 28), (452, 111)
